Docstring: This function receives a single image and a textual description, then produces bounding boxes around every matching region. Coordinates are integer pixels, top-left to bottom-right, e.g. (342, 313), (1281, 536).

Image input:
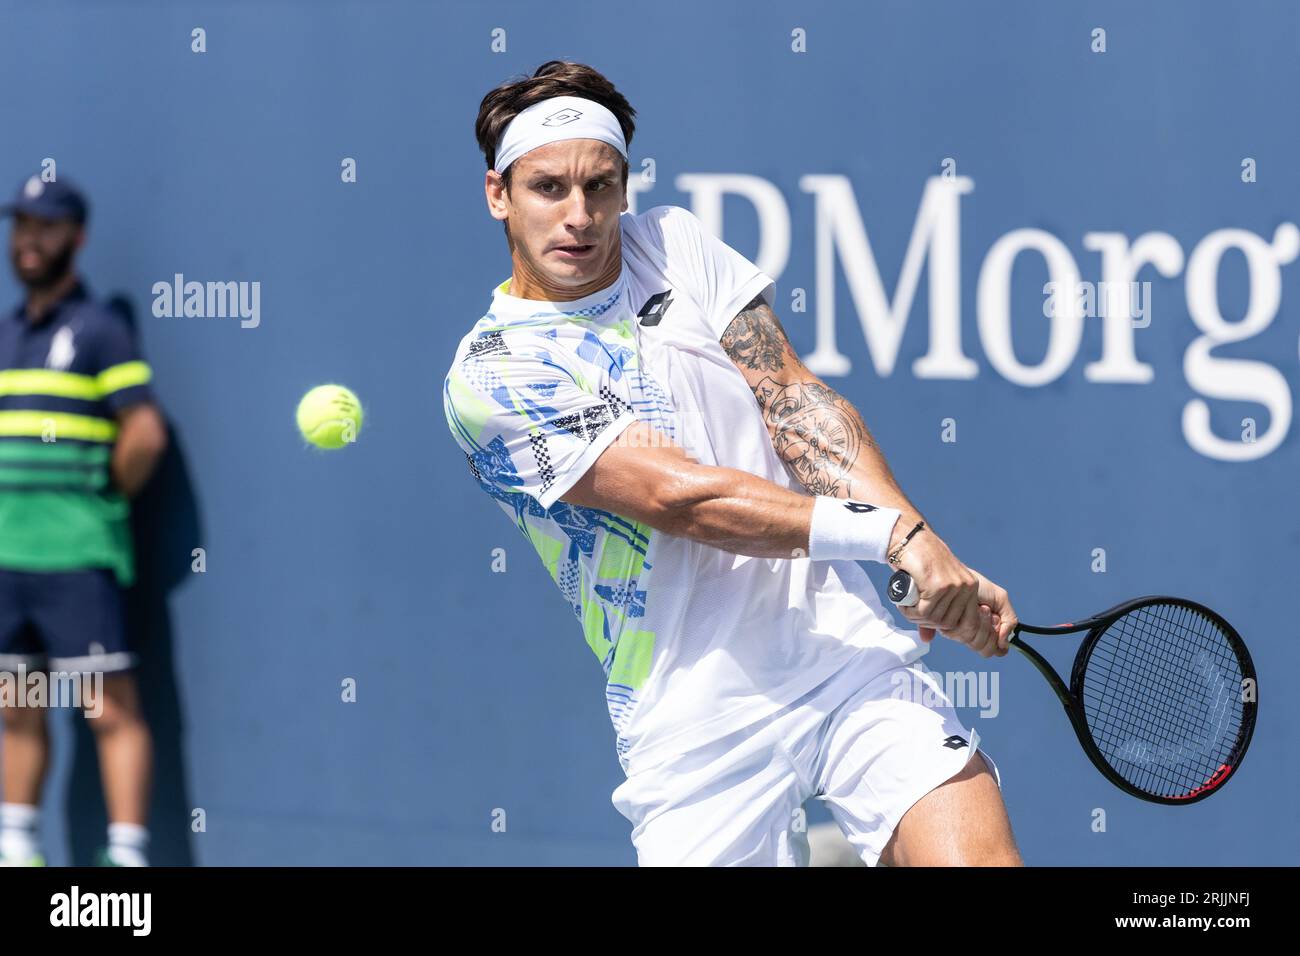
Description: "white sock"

(0, 803), (41, 862)
(106, 822), (150, 867)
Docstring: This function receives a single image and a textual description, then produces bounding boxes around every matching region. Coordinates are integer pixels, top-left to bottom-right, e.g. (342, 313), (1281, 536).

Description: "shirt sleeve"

(443, 333), (638, 510)
(91, 309), (155, 413)
(648, 204), (776, 340)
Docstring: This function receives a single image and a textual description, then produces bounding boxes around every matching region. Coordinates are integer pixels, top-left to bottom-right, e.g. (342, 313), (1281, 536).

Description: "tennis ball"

(296, 384), (363, 449)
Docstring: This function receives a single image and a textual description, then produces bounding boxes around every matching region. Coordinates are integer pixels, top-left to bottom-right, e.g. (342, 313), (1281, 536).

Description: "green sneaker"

(0, 852), (44, 867)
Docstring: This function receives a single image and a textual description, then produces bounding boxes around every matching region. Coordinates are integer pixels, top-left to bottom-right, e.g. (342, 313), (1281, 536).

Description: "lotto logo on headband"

(543, 108), (583, 126)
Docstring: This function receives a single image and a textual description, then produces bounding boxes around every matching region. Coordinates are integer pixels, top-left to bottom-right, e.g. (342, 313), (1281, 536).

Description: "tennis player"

(445, 61), (1023, 866)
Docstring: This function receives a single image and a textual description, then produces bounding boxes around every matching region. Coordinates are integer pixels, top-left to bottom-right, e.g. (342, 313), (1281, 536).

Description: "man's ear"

(487, 169), (516, 222)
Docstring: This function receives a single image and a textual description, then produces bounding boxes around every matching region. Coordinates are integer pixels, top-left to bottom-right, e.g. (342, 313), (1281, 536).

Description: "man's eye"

(536, 180), (610, 194)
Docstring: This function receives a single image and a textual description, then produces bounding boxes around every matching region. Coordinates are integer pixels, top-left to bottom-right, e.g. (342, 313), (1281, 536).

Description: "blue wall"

(0, 0), (1295, 864)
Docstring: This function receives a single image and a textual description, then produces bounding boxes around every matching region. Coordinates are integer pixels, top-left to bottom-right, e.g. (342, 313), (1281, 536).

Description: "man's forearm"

(111, 405), (168, 497)
(112, 440), (162, 497)
(762, 378), (919, 510)
(660, 460), (811, 556)
(720, 296), (926, 540)
(568, 419), (899, 561)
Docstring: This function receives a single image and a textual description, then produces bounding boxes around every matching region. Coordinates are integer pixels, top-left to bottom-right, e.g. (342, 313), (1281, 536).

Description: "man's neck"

(507, 242), (622, 302)
(24, 272), (79, 324)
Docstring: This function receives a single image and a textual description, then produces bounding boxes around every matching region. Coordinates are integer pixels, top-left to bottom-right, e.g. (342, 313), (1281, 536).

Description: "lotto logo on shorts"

(942, 735), (969, 750)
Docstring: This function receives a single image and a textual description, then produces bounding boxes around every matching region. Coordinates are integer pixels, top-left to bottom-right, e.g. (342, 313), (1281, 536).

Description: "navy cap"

(1, 175), (89, 225)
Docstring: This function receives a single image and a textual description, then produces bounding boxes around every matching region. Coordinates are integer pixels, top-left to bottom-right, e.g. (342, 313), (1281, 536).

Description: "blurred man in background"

(0, 176), (167, 866)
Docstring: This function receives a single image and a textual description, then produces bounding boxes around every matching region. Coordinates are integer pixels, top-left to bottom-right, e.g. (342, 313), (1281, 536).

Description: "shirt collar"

(12, 277), (89, 327)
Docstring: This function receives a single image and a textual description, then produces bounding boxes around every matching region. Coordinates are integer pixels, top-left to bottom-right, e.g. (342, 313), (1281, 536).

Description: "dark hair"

(475, 60), (637, 195)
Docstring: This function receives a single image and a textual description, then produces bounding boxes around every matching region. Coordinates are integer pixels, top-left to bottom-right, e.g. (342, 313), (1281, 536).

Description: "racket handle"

(887, 569), (918, 607)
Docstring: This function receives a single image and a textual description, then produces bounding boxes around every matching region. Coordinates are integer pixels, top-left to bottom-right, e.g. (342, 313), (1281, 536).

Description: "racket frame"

(1012, 595), (1258, 805)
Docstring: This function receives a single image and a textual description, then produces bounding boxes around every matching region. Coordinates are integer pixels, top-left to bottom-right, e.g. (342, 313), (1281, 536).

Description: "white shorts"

(610, 653), (1002, 866)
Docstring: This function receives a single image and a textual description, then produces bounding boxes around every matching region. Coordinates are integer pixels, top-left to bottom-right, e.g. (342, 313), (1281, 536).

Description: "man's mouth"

(553, 243), (595, 258)
(17, 251), (43, 270)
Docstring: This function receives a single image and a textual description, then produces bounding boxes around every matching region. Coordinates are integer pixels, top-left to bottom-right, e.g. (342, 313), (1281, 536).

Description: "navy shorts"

(0, 568), (134, 673)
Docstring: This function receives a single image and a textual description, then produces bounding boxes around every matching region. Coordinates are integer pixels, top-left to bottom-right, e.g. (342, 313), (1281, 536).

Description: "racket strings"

(1081, 603), (1247, 799)
(1092, 607), (1244, 789)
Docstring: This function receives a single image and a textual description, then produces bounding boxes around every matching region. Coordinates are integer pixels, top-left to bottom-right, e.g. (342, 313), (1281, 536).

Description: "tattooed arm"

(720, 293), (920, 515)
(720, 294), (1017, 650)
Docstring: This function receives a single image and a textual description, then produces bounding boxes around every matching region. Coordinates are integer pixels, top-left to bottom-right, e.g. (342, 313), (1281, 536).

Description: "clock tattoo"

(754, 378), (862, 496)
(722, 295), (875, 498)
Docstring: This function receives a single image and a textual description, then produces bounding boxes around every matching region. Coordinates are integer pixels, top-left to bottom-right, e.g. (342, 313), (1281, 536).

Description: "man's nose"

(562, 187), (594, 225)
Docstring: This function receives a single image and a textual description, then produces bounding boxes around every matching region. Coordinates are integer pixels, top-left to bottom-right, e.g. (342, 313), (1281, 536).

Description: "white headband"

(493, 95), (628, 175)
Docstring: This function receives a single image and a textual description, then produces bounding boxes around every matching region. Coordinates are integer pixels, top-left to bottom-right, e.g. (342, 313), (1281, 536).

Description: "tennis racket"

(886, 570), (1257, 805)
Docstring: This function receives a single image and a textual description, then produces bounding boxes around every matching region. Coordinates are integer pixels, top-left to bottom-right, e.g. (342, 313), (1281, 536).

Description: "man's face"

(490, 139), (628, 291)
(10, 213), (82, 289)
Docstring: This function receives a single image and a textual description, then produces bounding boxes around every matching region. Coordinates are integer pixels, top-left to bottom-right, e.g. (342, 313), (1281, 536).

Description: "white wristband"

(807, 496), (902, 564)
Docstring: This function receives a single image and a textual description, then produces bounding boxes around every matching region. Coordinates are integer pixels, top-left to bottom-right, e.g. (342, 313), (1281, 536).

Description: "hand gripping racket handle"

(888, 568), (1025, 650)
(887, 569), (1007, 627)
